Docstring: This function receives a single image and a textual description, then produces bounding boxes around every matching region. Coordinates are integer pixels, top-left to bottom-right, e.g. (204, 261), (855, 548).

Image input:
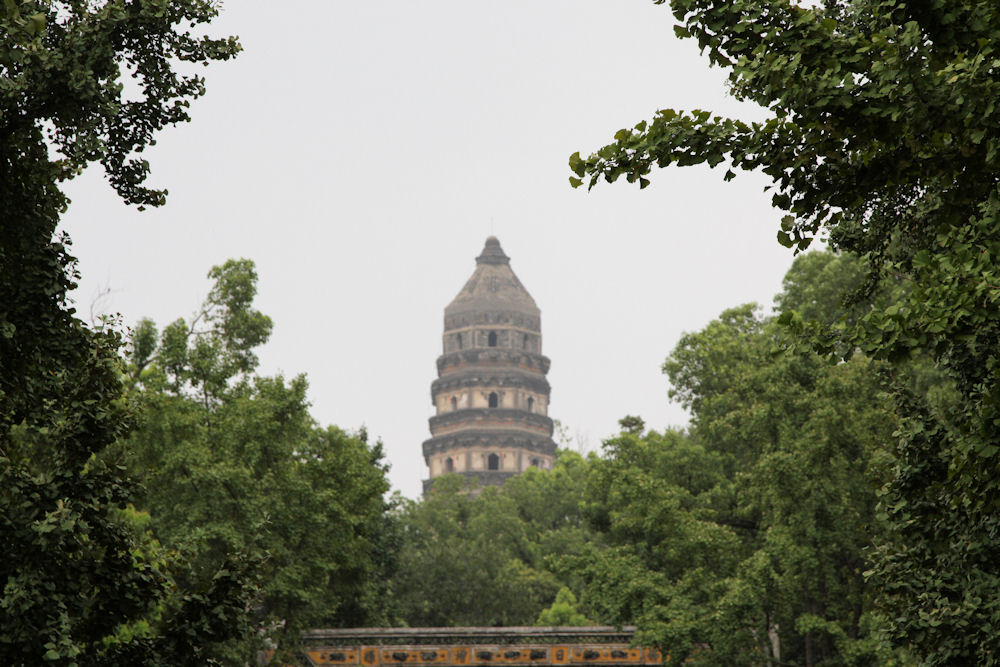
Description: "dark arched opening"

(450, 396), (458, 411)
(488, 453), (500, 470)
(527, 396), (534, 413)
(488, 331), (497, 347)
(445, 457), (454, 472)
(488, 392), (499, 408)
(456, 333), (463, 350)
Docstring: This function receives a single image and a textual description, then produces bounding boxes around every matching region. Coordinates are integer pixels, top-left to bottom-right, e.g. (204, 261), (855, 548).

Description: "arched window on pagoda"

(488, 453), (500, 470)
(488, 392), (499, 408)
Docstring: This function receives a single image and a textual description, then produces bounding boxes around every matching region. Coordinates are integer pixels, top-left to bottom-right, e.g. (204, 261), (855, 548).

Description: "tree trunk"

(768, 623), (781, 665)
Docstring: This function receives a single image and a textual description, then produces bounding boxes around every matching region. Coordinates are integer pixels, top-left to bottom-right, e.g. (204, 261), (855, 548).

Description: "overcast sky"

(61, 1), (795, 498)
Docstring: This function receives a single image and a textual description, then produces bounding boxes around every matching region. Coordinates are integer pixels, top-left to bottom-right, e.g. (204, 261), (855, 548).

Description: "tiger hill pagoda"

(422, 237), (556, 494)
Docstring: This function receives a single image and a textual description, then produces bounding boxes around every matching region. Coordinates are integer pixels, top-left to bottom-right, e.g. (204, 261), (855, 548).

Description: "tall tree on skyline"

(1, 2), (246, 663)
(572, 0), (1000, 660)
(125, 259), (398, 660)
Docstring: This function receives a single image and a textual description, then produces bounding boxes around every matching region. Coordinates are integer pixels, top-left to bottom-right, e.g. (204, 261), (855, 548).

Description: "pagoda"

(422, 237), (556, 493)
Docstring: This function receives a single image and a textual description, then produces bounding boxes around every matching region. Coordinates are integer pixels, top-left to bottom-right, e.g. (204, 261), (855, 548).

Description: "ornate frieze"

(298, 627), (662, 667)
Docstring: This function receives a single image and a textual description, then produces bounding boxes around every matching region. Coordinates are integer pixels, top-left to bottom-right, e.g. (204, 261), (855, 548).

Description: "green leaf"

(26, 12), (45, 35)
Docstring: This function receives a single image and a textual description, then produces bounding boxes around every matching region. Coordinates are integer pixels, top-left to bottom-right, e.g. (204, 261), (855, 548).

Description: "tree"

(536, 588), (592, 627)
(391, 452), (598, 627)
(391, 477), (562, 627)
(125, 260), (397, 660)
(575, 302), (897, 665)
(1, 1), (244, 663)
(773, 251), (867, 327)
(570, 0), (1000, 660)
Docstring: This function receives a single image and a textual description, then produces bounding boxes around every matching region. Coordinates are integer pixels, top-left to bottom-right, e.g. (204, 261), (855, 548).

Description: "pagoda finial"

(476, 236), (509, 265)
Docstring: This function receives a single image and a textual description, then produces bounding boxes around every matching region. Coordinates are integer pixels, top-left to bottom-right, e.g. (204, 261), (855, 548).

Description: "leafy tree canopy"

(392, 453), (598, 627)
(124, 259), (397, 661)
(570, 1), (1000, 660)
(576, 299), (897, 665)
(536, 588), (592, 627)
(1, 1), (244, 663)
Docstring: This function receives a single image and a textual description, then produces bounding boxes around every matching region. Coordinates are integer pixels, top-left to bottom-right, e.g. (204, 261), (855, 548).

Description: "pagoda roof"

(444, 237), (539, 320)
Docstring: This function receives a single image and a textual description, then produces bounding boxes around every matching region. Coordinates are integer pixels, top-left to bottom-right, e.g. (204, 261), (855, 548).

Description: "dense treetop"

(571, 0), (1000, 662)
(1, 2), (247, 664)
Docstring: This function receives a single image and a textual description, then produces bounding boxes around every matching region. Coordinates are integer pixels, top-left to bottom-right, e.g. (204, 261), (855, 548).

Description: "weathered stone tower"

(422, 237), (556, 493)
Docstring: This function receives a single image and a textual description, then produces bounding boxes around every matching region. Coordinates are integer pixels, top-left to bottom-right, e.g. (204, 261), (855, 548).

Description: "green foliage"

(573, 303), (897, 665)
(1, 1), (246, 664)
(124, 260), (397, 659)
(573, 0), (1000, 660)
(392, 453), (597, 627)
(536, 588), (592, 627)
(774, 251), (868, 327)
(133, 259), (272, 400)
(1, 0), (240, 208)
(392, 480), (557, 627)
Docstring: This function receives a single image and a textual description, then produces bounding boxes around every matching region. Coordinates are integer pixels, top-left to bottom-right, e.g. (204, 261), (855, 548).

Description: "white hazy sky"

(62, 1), (795, 498)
